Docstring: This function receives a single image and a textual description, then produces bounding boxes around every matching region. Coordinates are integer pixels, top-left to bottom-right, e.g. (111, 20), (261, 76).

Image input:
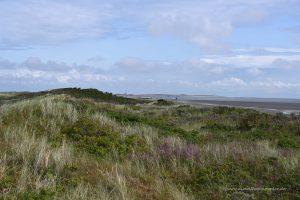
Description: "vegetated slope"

(0, 88), (144, 105)
(0, 93), (299, 199)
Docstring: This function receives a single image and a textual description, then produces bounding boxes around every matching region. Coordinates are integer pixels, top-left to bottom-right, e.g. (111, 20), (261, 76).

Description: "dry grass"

(59, 183), (119, 200)
(0, 93), (17, 97)
(0, 154), (7, 180)
(0, 117), (74, 197)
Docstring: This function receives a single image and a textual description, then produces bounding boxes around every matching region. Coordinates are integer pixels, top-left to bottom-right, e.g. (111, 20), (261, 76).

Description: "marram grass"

(0, 93), (299, 199)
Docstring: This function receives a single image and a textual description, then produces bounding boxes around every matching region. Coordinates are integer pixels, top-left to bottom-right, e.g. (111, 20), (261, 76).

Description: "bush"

(212, 106), (236, 114)
(154, 99), (174, 106)
(277, 137), (300, 149)
(18, 189), (55, 200)
(237, 113), (260, 131)
(62, 117), (147, 158)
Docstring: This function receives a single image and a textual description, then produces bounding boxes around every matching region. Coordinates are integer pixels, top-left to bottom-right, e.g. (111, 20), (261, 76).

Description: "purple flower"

(157, 140), (201, 161)
(158, 143), (173, 158)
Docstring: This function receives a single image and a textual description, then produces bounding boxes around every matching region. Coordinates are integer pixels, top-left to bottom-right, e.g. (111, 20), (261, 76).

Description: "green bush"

(277, 137), (300, 149)
(104, 110), (142, 123)
(154, 99), (174, 106)
(18, 189), (55, 200)
(62, 117), (147, 158)
(212, 106), (237, 114)
(190, 161), (256, 190)
(237, 113), (260, 131)
(0, 176), (14, 191)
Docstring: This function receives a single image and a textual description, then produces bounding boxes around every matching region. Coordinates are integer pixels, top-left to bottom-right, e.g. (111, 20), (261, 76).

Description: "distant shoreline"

(120, 94), (300, 114)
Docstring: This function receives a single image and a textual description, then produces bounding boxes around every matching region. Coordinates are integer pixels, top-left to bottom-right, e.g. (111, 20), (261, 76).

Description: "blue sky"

(1, 0), (300, 98)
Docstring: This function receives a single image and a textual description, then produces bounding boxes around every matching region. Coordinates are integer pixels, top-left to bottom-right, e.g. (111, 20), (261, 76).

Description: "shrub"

(154, 99), (174, 106)
(62, 118), (147, 158)
(18, 189), (55, 200)
(277, 137), (300, 149)
(212, 106), (236, 115)
(237, 113), (260, 131)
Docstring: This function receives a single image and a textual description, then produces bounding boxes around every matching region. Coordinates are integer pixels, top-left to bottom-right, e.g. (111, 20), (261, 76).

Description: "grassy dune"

(0, 93), (15, 97)
(0, 90), (299, 199)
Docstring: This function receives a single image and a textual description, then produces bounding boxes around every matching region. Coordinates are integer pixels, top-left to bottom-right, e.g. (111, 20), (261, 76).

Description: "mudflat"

(181, 99), (300, 114)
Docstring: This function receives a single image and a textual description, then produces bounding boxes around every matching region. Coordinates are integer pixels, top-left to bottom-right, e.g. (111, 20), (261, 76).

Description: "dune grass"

(0, 93), (299, 199)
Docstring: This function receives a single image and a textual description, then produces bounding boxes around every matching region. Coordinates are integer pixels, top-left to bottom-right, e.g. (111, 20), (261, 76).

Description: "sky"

(1, 0), (300, 98)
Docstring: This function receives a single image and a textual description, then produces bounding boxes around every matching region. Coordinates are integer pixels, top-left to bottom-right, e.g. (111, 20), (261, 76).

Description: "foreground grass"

(0, 93), (299, 199)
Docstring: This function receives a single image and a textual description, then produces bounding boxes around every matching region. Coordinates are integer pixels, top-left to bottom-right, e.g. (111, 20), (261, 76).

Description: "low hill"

(0, 88), (145, 105)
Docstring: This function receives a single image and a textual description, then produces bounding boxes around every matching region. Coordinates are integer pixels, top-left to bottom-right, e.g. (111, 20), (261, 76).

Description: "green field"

(0, 88), (299, 199)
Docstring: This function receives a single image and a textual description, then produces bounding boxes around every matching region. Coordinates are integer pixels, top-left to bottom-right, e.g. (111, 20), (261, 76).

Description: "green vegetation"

(0, 90), (299, 199)
(0, 88), (144, 105)
(50, 88), (145, 104)
(154, 99), (174, 106)
(62, 117), (147, 158)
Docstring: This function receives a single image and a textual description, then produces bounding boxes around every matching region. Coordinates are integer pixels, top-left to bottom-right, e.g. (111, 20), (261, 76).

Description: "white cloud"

(233, 47), (300, 55)
(211, 77), (247, 87)
(15, 68), (47, 79)
(199, 53), (300, 71)
(1, 56), (300, 97)
(246, 67), (263, 75)
(0, 0), (299, 51)
(115, 57), (228, 75)
(0, 57), (112, 84)
(147, 8), (232, 51)
(0, 0), (114, 46)
(271, 59), (300, 70)
(114, 52), (300, 80)
(249, 80), (300, 89)
(143, 0), (293, 51)
(208, 77), (300, 90)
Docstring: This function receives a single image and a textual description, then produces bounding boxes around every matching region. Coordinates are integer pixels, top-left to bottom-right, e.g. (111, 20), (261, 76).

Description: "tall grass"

(0, 94), (299, 199)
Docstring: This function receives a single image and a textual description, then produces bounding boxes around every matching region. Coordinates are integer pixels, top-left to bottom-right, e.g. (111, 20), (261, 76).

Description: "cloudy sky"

(1, 0), (300, 98)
